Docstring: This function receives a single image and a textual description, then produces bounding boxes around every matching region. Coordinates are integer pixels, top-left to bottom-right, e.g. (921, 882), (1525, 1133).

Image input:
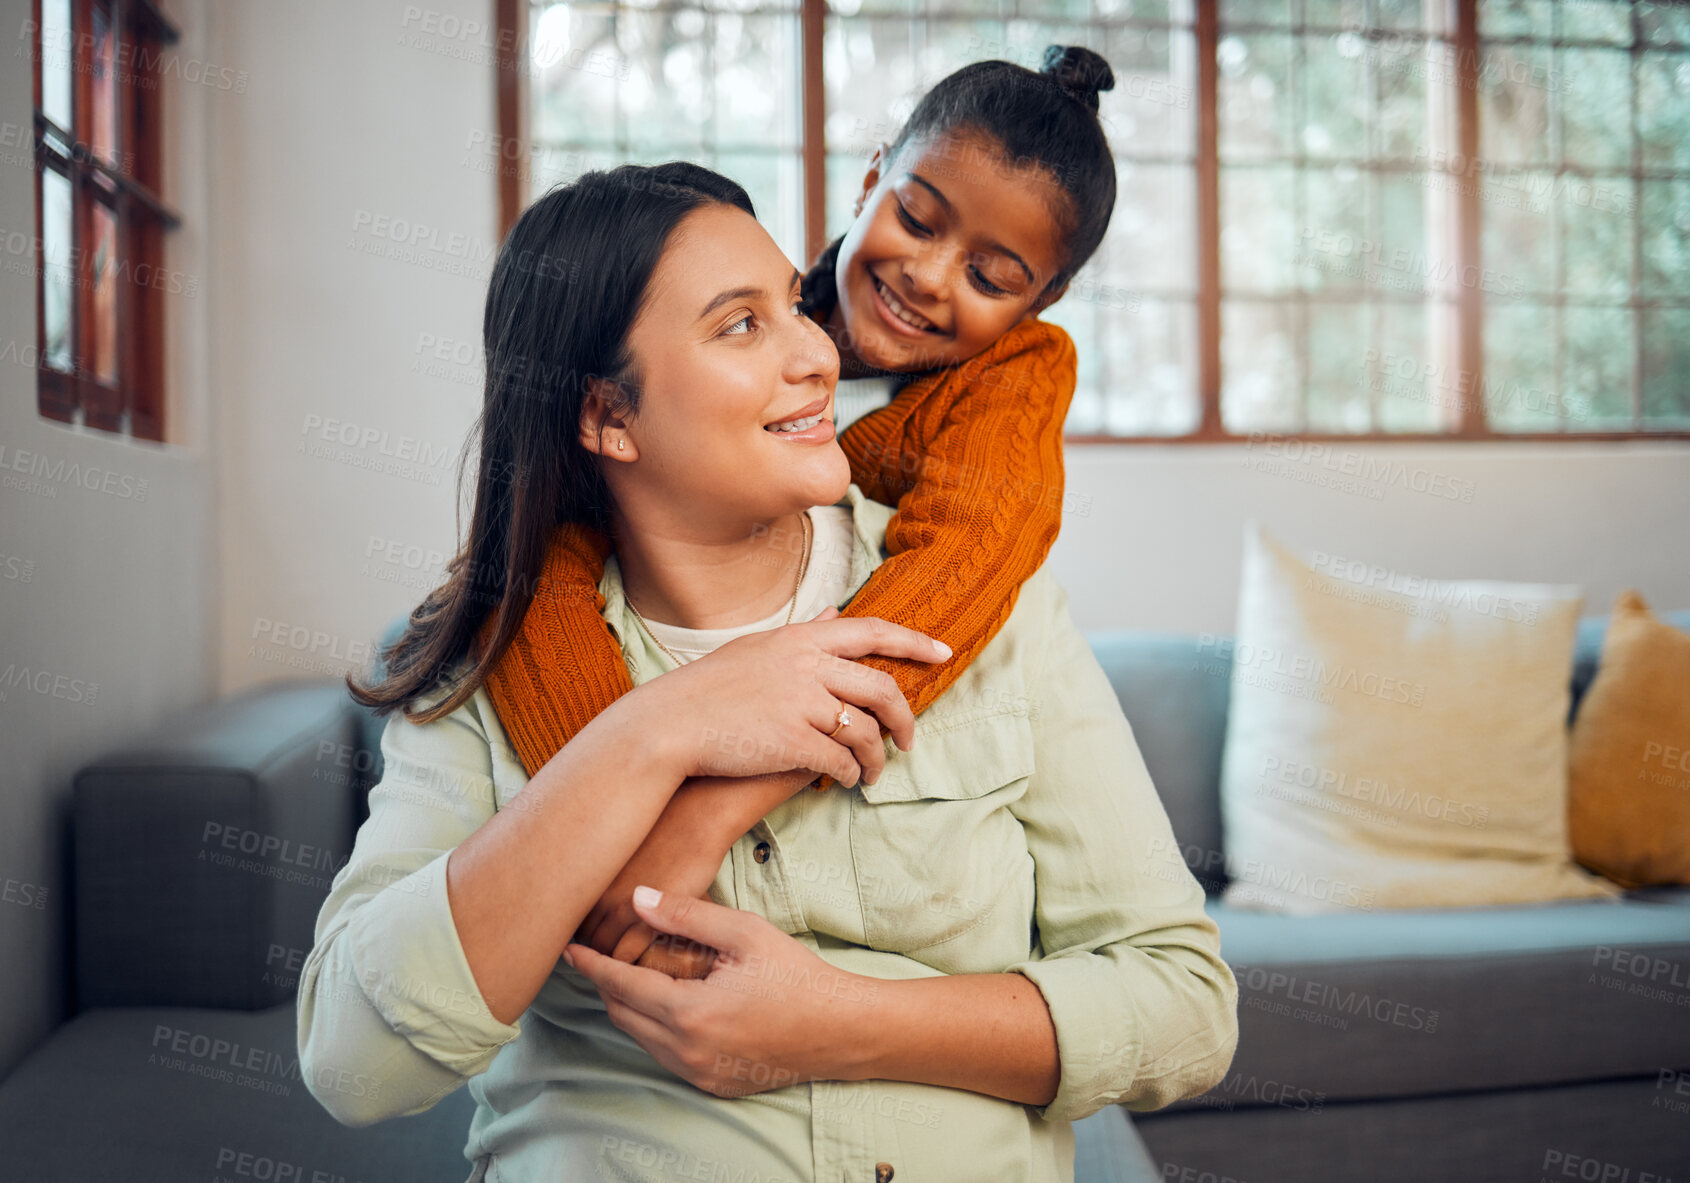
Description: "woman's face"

(591, 203), (849, 534)
(830, 130), (1071, 374)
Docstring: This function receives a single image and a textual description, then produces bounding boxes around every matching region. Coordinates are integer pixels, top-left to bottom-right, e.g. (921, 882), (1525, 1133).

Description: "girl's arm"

(835, 317), (1077, 721)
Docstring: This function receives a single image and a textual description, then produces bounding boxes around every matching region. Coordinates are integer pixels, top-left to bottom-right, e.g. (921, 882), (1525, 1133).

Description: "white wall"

(0, 0), (218, 1076)
(1052, 440), (1690, 636)
(209, 0), (497, 695)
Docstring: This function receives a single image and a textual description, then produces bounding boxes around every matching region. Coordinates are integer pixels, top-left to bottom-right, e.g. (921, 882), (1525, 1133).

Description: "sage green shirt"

(296, 485), (1238, 1183)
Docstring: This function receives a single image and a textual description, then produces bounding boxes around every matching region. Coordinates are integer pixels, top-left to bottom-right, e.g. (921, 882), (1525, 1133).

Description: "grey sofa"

(1, 610), (1684, 1181)
(1106, 609), (1690, 1183)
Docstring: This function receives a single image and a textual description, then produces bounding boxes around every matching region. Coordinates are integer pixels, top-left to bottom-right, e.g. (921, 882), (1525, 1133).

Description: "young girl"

(480, 45), (1117, 967)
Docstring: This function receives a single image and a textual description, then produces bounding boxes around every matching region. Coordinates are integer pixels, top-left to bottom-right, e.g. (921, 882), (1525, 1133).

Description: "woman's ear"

(578, 377), (638, 461)
(853, 143), (888, 218)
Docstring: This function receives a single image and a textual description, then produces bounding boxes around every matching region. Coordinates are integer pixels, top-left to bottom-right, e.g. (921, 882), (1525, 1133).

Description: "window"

(30, 0), (181, 441)
(499, 0), (1690, 441)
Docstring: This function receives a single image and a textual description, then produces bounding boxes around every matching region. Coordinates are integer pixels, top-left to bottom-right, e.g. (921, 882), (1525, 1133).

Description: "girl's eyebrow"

(904, 172), (1035, 286)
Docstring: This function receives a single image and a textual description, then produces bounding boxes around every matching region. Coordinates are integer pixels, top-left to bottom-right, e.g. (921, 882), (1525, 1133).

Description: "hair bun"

(1040, 45), (1115, 113)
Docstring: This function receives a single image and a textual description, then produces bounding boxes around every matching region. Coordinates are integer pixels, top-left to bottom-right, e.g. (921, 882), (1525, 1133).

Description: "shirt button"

(875, 1164), (895, 1182)
(753, 841), (772, 864)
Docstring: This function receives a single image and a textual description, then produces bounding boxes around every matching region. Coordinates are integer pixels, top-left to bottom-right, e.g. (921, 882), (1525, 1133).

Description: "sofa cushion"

(1165, 888), (1690, 1110)
(0, 1004), (476, 1181)
(1569, 591), (1690, 887)
(1218, 524), (1616, 913)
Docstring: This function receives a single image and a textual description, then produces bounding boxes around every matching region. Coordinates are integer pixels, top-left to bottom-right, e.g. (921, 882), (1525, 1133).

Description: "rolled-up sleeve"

(1004, 576), (1239, 1122)
(296, 692), (522, 1126)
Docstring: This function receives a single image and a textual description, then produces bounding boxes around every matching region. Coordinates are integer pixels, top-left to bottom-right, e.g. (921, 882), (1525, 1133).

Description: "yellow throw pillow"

(1568, 591), (1690, 888)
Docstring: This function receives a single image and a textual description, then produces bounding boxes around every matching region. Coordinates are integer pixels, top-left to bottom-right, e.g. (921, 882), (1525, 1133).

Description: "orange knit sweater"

(483, 316), (1077, 780)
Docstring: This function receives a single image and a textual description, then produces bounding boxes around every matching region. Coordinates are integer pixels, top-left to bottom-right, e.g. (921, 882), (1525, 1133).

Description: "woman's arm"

(567, 573), (1238, 1119)
(567, 889), (1059, 1106)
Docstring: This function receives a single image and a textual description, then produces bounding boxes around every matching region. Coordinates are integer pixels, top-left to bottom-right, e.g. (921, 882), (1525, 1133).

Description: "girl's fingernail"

(932, 640), (952, 658)
(633, 885), (662, 909)
(562, 947), (577, 968)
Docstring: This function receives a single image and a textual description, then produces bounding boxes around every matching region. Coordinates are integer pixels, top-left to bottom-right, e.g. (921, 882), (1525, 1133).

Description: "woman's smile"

(763, 392), (836, 443)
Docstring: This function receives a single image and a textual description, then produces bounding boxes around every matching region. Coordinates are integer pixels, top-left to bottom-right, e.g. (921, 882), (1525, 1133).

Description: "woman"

(299, 161), (1237, 1182)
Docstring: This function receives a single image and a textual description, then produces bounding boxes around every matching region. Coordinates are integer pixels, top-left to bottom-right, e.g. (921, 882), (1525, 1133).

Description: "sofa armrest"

(73, 680), (364, 1011)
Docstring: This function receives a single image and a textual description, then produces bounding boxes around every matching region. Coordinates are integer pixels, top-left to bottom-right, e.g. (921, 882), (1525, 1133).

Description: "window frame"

(32, 0), (181, 442)
(495, 0), (1689, 444)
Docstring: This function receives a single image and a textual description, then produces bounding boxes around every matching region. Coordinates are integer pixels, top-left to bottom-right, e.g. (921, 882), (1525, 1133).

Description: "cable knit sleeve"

(835, 318), (1077, 719)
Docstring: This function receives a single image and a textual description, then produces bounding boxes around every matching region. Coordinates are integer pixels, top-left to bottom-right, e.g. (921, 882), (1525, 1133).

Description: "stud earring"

(617, 438), (625, 452)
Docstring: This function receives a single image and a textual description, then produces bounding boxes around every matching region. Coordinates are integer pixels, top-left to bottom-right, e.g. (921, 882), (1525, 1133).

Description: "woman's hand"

(565, 887), (879, 1098)
(576, 769), (818, 979)
(633, 606), (949, 789)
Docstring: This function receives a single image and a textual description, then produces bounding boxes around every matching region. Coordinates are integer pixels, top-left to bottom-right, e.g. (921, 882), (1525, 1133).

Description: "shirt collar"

(599, 484), (894, 687)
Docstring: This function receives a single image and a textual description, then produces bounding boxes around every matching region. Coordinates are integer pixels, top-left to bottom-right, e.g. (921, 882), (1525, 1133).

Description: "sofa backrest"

(356, 608), (1690, 895)
(1086, 608), (1690, 894)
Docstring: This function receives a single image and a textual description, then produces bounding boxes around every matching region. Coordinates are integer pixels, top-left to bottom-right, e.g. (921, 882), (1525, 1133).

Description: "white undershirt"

(635, 504), (857, 664)
(831, 375), (898, 434)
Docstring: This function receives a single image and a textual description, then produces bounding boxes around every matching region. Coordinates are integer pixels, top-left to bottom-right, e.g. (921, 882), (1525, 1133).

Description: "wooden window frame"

(32, 0), (181, 442)
(494, 0), (1689, 444)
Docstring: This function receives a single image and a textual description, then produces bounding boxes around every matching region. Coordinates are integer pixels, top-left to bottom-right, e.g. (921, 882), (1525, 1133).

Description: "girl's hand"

(576, 769), (816, 979)
(565, 887), (879, 1098)
(632, 606), (949, 789)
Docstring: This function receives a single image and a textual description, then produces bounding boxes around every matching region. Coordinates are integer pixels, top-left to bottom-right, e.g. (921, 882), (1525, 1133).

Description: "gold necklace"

(626, 511), (813, 667)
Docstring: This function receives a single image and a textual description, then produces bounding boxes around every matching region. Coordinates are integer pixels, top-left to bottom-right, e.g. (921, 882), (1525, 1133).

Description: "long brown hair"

(348, 162), (757, 724)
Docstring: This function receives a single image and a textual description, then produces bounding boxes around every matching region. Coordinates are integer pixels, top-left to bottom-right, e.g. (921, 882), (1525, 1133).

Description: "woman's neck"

(609, 507), (811, 631)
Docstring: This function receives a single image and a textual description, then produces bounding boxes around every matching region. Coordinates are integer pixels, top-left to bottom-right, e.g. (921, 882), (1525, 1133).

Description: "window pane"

(1641, 308), (1690, 424)
(1222, 165), (1295, 292)
(1218, 33), (1294, 159)
(621, 10), (711, 149)
(1639, 4), (1690, 47)
(92, 201), (119, 385)
(1222, 299), (1300, 431)
(1219, 0), (1291, 26)
(92, 2), (118, 165)
(1481, 172), (1556, 297)
(531, 5), (619, 146)
(1484, 300), (1560, 431)
(1305, 300), (1368, 431)
(40, 0), (72, 131)
(1637, 52), (1690, 172)
(41, 169), (74, 372)
(715, 149), (803, 265)
(1560, 49), (1631, 170)
(1109, 161), (1195, 294)
(1101, 25), (1196, 157)
(1561, 177), (1632, 303)
(1099, 298), (1199, 435)
(1301, 32), (1367, 159)
(1477, 0), (1554, 39)
(1560, 0), (1632, 44)
(716, 14), (799, 148)
(1640, 178), (1690, 298)
(1560, 305), (1634, 428)
(1478, 45), (1553, 166)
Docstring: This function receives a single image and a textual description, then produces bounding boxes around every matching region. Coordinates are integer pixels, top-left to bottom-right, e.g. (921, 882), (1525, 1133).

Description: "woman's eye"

(791, 299), (806, 316)
(723, 313), (755, 336)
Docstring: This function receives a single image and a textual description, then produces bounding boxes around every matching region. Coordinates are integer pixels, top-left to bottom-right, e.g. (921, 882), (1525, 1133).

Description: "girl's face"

(585, 202), (850, 536)
(829, 130), (1072, 375)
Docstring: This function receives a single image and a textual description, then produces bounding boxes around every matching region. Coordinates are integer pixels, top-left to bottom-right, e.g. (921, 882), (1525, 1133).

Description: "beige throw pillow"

(1219, 524), (1622, 914)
